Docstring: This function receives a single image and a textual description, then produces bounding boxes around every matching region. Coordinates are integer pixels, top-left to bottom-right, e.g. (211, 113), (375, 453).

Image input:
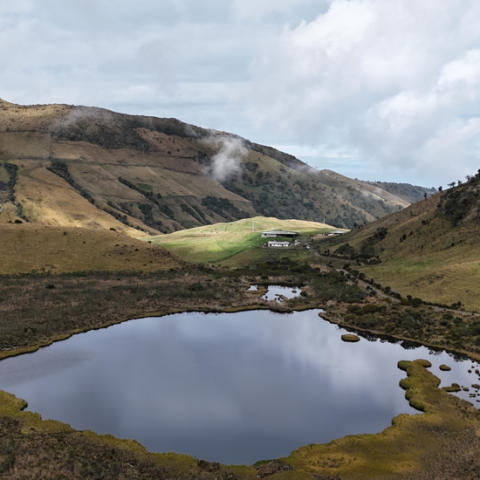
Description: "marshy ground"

(1, 259), (480, 478)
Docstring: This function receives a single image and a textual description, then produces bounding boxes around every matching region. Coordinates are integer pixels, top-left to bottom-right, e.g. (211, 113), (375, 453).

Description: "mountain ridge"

(1, 99), (429, 237)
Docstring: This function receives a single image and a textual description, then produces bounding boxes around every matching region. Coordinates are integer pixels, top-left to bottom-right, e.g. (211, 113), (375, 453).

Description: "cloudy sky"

(2, 0), (480, 186)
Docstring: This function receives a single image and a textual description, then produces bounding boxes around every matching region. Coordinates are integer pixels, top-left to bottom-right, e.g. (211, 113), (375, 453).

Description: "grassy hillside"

(146, 216), (340, 265)
(365, 181), (437, 204)
(0, 224), (185, 274)
(0, 98), (420, 238)
(321, 175), (480, 311)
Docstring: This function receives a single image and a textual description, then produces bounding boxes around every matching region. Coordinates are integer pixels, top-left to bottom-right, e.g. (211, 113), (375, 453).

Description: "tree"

(448, 182), (456, 188)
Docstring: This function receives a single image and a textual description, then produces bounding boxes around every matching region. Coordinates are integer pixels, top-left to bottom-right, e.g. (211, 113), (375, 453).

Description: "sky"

(1, 0), (480, 187)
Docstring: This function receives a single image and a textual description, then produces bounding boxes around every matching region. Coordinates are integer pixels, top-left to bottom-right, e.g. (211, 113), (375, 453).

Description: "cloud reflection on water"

(0, 309), (476, 464)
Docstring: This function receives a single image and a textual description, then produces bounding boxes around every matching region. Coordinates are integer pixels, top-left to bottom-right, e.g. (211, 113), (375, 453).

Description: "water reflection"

(0, 309), (477, 465)
(262, 285), (301, 301)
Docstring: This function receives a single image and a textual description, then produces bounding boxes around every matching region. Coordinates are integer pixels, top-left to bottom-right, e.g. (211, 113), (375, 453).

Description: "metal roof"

(262, 230), (299, 235)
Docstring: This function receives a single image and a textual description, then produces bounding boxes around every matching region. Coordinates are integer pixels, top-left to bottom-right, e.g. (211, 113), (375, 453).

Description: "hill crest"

(323, 174), (480, 310)
(1, 99), (426, 237)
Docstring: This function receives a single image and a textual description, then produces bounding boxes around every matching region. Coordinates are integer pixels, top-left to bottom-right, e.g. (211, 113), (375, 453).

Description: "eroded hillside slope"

(0, 98), (415, 237)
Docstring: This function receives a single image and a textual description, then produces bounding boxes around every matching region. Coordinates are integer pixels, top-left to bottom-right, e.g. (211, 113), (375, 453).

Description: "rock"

(341, 334), (360, 343)
(439, 364), (451, 371)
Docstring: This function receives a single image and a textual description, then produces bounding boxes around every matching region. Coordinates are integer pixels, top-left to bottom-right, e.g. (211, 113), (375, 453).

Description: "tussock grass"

(0, 390), (257, 479)
(3, 360), (480, 478)
(0, 223), (185, 274)
(281, 360), (480, 479)
(325, 192), (480, 311)
(341, 334), (360, 342)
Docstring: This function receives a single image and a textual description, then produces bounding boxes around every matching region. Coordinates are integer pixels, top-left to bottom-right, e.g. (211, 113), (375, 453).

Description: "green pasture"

(143, 216), (338, 265)
(362, 249), (480, 311)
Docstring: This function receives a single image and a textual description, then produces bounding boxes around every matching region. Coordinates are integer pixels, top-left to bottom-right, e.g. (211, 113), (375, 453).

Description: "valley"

(0, 99), (480, 479)
(0, 99), (431, 236)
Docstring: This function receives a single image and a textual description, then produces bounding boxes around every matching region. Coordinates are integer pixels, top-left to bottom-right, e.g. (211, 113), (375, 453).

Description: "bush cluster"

(201, 195), (248, 220)
(48, 161), (95, 204)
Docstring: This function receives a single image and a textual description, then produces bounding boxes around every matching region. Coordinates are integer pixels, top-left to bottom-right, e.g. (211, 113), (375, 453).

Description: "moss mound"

(416, 359), (432, 368)
(341, 334), (360, 343)
(439, 364), (451, 371)
(443, 383), (461, 392)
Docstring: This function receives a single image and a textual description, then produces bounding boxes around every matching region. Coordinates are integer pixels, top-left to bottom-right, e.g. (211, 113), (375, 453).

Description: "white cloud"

(203, 134), (247, 181)
(245, 0), (480, 184)
(2, 0), (480, 184)
(232, 0), (323, 22)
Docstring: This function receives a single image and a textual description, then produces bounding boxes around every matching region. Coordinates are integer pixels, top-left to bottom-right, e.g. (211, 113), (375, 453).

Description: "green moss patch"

(341, 334), (360, 343)
(282, 360), (480, 479)
(416, 359), (432, 368)
(443, 383), (461, 392)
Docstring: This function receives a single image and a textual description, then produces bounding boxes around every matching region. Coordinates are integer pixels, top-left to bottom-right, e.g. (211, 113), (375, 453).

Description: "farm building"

(328, 230), (347, 236)
(267, 241), (290, 248)
(261, 230), (299, 239)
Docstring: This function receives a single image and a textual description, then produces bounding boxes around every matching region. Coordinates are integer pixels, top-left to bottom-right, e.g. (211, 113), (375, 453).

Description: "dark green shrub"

(334, 243), (356, 257)
(409, 297), (423, 308)
(347, 304), (363, 315)
(362, 304), (380, 314)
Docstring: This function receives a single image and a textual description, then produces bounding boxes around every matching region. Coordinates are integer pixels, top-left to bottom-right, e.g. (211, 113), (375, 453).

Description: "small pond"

(262, 285), (302, 301)
(0, 309), (478, 465)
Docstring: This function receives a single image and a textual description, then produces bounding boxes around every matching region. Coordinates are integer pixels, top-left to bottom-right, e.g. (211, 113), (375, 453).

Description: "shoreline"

(2, 272), (480, 477)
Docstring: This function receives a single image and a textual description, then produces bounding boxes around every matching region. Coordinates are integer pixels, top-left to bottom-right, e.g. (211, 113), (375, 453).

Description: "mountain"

(323, 173), (480, 310)
(365, 181), (437, 204)
(1, 98), (419, 237)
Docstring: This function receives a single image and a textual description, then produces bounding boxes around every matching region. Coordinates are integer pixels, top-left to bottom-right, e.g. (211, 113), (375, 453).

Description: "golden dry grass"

(2, 358), (480, 479)
(282, 360), (480, 479)
(11, 159), (150, 237)
(0, 389), (257, 479)
(330, 192), (480, 310)
(0, 223), (185, 274)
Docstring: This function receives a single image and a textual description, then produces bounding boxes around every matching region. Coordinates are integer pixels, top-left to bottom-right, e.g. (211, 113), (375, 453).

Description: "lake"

(0, 309), (478, 465)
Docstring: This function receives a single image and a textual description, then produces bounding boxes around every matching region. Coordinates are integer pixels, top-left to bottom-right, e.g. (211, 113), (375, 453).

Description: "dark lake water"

(0, 309), (479, 465)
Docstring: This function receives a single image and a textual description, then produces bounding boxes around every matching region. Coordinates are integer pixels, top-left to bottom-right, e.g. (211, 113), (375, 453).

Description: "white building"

(267, 241), (290, 248)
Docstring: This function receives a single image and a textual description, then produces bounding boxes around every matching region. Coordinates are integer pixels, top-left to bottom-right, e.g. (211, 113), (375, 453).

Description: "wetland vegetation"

(2, 254), (480, 478)
(1, 309), (478, 466)
(2, 99), (480, 478)
(2, 215), (480, 478)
